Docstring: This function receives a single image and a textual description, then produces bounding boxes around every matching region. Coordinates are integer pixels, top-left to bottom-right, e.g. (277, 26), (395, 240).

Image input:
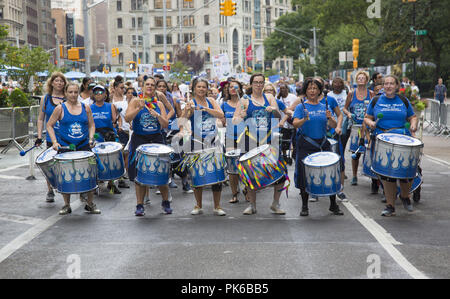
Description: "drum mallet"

(20, 145), (38, 156)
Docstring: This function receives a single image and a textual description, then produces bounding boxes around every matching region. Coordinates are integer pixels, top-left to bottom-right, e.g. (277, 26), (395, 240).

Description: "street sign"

(163, 65), (171, 71)
(415, 30), (427, 36)
(370, 58), (376, 65)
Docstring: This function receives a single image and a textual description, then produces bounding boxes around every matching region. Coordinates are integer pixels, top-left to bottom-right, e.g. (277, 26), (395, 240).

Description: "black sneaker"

(135, 204), (145, 216)
(329, 205), (344, 215)
(108, 182), (122, 194)
(46, 191), (55, 203)
(400, 196), (413, 212)
(118, 179), (130, 188)
(381, 205), (396, 217)
(300, 207), (309, 217)
(371, 181), (379, 194)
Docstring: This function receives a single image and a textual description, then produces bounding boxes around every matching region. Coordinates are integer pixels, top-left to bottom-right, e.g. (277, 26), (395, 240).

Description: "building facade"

(0, 0), (25, 46)
(107, 0), (293, 76)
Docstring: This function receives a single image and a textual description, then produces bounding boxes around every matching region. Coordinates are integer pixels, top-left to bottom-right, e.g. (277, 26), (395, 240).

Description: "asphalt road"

(0, 147), (449, 279)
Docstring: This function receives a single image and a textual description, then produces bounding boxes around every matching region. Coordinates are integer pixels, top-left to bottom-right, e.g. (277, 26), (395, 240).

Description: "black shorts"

(378, 175), (413, 183)
(118, 130), (130, 147)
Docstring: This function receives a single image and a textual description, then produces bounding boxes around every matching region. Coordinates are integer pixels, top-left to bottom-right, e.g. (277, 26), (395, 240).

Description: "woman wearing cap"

(46, 82), (100, 215)
(125, 76), (172, 217)
(36, 72), (68, 203)
(232, 74), (286, 216)
(365, 75), (418, 217)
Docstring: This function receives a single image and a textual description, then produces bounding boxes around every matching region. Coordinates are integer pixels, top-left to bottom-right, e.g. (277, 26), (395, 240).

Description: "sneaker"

(213, 207), (226, 216)
(155, 189), (161, 195)
(161, 200), (173, 214)
(300, 207), (309, 217)
(337, 192), (348, 202)
(168, 193), (173, 202)
(58, 205), (71, 215)
(135, 204), (145, 216)
(169, 180), (178, 188)
(46, 190), (55, 203)
(381, 205), (396, 217)
(381, 196), (387, 203)
(351, 177), (358, 186)
(183, 182), (194, 194)
(108, 182), (121, 194)
(85, 203), (101, 214)
(400, 196), (413, 212)
(144, 195), (151, 205)
(329, 205), (344, 215)
(243, 206), (257, 215)
(371, 182), (379, 194)
(309, 196), (319, 202)
(270, 204), (286, 215)
(118, 179), (130, 188)
(191, 206), (203, 215)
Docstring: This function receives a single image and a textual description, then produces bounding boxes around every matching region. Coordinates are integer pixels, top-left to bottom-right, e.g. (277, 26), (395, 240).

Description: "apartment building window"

(204, 32), (210, 44)
(265, 0), (270, 5)
(155, 0), (172, 9)
(117, 18), (122, 28)
(244, 0), (251, 13)
(131, 0), (143, 10)
(118, 53), (123, 64)
(132, 17), (143, 28)
(116, 0), (122, 11)
(183, 33), (195, 44)
(155, 16), (172, 27)
(183, 0), (194, 8)
(204, 15), (209, 26)
(204, 0), (209, 7)
(118, 35), (123, 45)
(178, 16), (194, 27)
(132, 35), (143, 46)
(205, 51), (210, 62)
(155, 34), (172, 45)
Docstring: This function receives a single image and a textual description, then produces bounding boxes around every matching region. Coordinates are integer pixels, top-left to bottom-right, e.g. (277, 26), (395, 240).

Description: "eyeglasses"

(94, 90), (105, 95)
(252, 81), (265, 85)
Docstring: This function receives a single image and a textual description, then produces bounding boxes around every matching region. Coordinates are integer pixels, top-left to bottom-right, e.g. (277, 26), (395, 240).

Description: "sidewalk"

(422, 134), (450, 165)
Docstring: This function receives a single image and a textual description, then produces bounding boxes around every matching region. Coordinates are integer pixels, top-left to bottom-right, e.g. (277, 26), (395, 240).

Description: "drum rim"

(376, 132), (424, 147)
(137, 143), (174, 155)
(305, 185), (343, 197)
(54, 151), (95, 160)
(239, 144), (271, 162)
(302, 151), (340, 167)
(36, 148), (57, 163)
(92, 141), (123, 153)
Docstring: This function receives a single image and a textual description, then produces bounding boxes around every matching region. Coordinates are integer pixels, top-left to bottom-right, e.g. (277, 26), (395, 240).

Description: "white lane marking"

(342, 201), (429, 279)
(0, 212), (42, 226)
(0, 163), (29, 173)
(0, 174), (26, 180)
(424, 154), (450, 168)
(0, 201), (81, 264)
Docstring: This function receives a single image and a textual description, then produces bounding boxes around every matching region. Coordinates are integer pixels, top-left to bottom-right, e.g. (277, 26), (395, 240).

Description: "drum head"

(137, 144), (174, 155)
(377, 133), (423, 146)
(92, 142), (123, 154)
(303, 151), (340, 167)
(225, 149), (242, 157)
(36, 148), (57, 163)
(55, 151), (94, 160)
(240, 144), (270, 162)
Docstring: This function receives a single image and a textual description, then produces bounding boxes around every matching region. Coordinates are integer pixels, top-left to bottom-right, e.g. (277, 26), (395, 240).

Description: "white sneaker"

(168, 194), (172, 202)
(191, 206), (203, 215)
(270, 204), (286, 215)
(144, 195), (151, 205)
(155, 189), (161, 195)
(213, 208), (226, 216)
(243, 206), (257, 215)
(309, 196), (319, 202)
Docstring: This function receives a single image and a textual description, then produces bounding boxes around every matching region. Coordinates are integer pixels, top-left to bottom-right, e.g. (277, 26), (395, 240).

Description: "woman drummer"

(125, 76), (172, 217)
(46, 82), (100, 215)
(343, 71), (374, 187)
(293, 78), (343, 217)
(220, 79), (245, 204)
(36, 72), (68, 203)
(232, 74), (286, 215)
(178, 77), (226, 216)
(364, 75), (418, 216)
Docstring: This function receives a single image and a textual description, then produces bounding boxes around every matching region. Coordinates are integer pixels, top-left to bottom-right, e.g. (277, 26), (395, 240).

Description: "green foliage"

(7, 88), (30, 107)
(170, 61), (192, 82)
(0, 89), (9, 107)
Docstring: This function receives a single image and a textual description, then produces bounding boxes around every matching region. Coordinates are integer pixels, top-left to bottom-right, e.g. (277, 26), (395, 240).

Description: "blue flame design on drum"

(135, 144), (173, 186)
(362, 146), (377, 179)
(349, 124), (362, 152)
(372, 133), (423, 179)
(36, 148), (58, 188)
(303, 152), (342, 196)
(55, 151), (98, 194)
(188, 148), (226, 187)
(92, 142), (125, 181)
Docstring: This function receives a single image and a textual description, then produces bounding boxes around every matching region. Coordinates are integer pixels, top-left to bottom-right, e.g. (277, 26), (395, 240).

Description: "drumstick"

(20, 145), (38, 156)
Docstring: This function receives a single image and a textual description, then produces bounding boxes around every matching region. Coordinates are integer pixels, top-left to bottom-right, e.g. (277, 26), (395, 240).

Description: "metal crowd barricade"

(425, 99), (441, 134)
(436, 102), (450, 137)
(0, 105), (40, 154)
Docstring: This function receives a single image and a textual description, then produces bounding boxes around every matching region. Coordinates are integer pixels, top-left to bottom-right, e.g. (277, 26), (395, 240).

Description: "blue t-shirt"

(221, 101), (239, 141)
(276, 99), (286, 112)
(366, 94), (414, 134)
(293, 101), (328, 139)
(321, 95), (338, 115)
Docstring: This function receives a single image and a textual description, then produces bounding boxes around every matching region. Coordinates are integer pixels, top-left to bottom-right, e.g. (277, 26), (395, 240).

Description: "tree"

(173, 45), (205, 74)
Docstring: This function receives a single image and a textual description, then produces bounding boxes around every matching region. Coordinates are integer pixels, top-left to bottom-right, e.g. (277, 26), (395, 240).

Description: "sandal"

(242, 188), (249, 202)
(229, 192), (239, 204)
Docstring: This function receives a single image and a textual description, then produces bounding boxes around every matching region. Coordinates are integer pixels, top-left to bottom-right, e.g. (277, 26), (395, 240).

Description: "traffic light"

(187, 44), (191, 53)
(67, 48), (80, 60)
(352, 39), (359, 59)
(128, 61), (136, 71)
(59, 44), (64, 58)
(112, 47), (119, 57)
(353, 60), (358, 69)
(220, 0), (237, 17)
(207, 47), (211, 54)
